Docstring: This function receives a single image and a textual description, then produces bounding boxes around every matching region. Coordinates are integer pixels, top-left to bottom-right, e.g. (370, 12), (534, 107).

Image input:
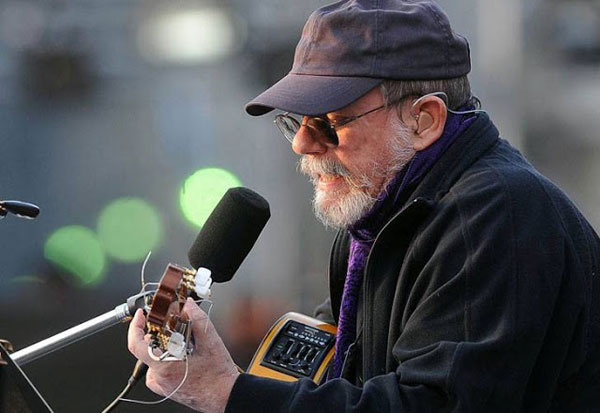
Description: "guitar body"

(248, 312), (336, 384)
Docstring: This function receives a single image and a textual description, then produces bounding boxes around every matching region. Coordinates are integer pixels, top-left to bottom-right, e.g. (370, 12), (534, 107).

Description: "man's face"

(293, 88), (416, 228)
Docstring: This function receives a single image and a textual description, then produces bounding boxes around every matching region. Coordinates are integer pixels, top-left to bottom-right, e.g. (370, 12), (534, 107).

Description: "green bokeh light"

(180, 168), (242, 227)
(97, 198), (163, 263)
(44, 226), (107, 286)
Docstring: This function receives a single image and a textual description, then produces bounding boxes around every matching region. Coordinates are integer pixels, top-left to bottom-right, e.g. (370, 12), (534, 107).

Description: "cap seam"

(424, 2), (452, 77)
(300, 10), (321, 70)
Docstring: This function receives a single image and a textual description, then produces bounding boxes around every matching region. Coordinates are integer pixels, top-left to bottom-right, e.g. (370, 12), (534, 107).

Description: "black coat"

(226, 114), (600, 412)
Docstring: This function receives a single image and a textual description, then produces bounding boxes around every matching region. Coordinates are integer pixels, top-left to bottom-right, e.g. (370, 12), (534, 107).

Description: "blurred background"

(0, 0), (599, 410)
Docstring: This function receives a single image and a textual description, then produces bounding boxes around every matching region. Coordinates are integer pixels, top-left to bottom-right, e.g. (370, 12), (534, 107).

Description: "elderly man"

(127, 1), (600, 411)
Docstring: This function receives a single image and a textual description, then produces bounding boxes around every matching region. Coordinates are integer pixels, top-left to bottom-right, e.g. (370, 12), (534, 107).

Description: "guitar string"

(195, 298), (214, 334)
(139, 251), (156, 310)
(140, 251), (152, 291)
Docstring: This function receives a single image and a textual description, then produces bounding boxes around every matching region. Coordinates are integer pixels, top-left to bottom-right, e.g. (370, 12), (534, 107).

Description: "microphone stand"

(9, 291), (153, 367)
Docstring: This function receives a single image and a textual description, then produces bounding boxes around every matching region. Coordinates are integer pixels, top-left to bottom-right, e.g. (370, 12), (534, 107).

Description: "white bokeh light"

(137, 7), (238, 64)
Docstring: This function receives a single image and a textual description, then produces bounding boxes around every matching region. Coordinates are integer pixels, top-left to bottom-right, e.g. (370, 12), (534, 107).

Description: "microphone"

(0, 200), (40, 219)
(187, 187), (271, 283)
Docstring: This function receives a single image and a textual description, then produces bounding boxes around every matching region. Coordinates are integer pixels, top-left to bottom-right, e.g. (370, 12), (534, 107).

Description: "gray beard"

(300, 123), (415, 229)
(312, 184), (377, 229)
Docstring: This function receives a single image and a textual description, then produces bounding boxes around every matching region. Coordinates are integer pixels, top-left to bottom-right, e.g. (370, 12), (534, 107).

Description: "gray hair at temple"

(380, 76), (481, 114)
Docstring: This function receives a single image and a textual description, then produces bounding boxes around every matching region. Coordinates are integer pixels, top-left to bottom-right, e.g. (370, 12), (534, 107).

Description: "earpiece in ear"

(413, 114), (423, 135)
(410, 92), (449, 136)
(410, 107), (422, 134)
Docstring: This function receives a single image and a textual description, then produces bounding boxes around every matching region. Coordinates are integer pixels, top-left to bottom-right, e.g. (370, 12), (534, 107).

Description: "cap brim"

(245, 73), (383, 117)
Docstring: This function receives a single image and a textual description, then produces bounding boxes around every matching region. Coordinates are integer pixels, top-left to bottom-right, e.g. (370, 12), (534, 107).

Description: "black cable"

(101, 360), (148, 413)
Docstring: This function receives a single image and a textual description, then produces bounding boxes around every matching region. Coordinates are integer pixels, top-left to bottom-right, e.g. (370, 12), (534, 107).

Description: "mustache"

(298, 156), (370, 189)
(299, 156), (349, 177)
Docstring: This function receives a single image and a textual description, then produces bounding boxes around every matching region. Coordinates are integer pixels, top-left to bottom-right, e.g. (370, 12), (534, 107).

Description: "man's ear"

(410, 96), (447, 151)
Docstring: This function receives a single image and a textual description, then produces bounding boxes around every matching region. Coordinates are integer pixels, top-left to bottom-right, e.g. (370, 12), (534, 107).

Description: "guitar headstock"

(145, 263), (212, 360)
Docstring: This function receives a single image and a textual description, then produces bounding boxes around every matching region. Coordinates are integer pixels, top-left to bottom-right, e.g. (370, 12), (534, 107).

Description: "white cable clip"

(194, 267), (212, 299)
(166, 332), (187, 360)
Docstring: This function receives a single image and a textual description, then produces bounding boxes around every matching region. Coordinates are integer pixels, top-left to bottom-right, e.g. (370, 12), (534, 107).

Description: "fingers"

(182, 297), (207, 320)
(132, 307), (146, 329)
(127, 308), (144, 353)
(182, 298), (214, 342)
(128, 299), (213, 365)
(127, 308), (155, 366)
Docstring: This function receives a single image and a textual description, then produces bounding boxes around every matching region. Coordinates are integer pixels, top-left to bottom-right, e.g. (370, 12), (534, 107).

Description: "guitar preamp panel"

(248, 312), (337, 384)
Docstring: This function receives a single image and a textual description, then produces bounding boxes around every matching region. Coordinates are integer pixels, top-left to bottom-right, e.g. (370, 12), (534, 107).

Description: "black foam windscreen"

(187, 187), (270, 283)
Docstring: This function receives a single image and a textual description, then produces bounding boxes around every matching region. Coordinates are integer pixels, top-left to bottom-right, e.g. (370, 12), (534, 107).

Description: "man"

(128, 1), (600, 411)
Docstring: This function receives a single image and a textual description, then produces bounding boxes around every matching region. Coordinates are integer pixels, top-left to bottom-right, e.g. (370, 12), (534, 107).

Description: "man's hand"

(127, 298), (240, 413)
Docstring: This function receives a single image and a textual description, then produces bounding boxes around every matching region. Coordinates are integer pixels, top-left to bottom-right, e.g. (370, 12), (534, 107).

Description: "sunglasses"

(274, 104), (386, 147)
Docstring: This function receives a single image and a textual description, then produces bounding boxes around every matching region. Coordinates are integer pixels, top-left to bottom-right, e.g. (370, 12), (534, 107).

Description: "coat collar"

(370, 113), (500, 249)
(406, 112), (500, 204)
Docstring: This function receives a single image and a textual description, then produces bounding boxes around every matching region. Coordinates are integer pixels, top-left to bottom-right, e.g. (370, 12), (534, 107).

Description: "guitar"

(247, 312), (336, 384)
(146, 264), (337, 383)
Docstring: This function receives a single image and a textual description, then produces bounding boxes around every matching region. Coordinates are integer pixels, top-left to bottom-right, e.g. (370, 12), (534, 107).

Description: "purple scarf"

(327, 109), (477, 380)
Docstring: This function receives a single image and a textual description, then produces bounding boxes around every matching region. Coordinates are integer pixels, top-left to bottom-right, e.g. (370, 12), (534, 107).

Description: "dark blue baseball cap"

(245, 0), (471, 117)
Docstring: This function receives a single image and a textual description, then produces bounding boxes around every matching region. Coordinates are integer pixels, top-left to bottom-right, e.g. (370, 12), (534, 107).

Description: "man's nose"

(291, 123), (328, 156)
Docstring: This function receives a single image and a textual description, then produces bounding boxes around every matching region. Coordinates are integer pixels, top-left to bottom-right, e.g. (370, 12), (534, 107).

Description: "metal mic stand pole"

(10, 291), (152, 367)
